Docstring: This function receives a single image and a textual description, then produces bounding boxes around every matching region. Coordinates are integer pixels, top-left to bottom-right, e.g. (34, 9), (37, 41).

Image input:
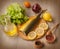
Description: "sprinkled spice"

(34, 40), (44, 48)
(46, 34), (54, 41)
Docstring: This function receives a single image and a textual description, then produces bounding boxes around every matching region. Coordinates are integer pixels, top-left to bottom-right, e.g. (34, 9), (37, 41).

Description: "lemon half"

(42, 12), (52, 21)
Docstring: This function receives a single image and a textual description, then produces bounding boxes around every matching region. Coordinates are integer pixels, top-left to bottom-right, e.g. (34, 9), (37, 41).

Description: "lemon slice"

(27, 31), (37, 40)
(35, 27), (44, 37)
(39, 23), (48, 30)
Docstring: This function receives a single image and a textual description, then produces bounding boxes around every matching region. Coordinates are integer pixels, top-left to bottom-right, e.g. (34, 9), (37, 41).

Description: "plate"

(0, 0), (60, 49)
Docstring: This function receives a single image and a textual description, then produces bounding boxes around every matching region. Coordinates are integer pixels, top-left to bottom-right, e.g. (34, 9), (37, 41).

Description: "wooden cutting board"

(17, 17), (47, 41)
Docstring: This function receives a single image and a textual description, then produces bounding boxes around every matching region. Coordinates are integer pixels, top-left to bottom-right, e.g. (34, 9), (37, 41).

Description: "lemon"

(42, 12), (52, 21)
(35, 27), (44, 37)
(27, 31), (37, 40)
(4, 24), (17, 36)
(39, 23), (48, 30)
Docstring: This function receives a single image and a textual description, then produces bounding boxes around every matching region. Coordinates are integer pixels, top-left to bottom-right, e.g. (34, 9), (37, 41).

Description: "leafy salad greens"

(0, 3), (29, 25)
(0, 15), (12, 26)
(7, 3), (29, 24)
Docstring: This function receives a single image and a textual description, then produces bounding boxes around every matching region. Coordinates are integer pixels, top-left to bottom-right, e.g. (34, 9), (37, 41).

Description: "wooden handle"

(50, 23), (60, 31)
(47, 23), (60, 35)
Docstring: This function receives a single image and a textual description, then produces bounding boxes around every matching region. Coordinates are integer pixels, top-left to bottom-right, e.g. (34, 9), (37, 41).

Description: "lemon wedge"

(42, 12), (52, 21)
(27, 31), (37, 40)
(35, 27), (44, 37)
(39, 23), (48, 30)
